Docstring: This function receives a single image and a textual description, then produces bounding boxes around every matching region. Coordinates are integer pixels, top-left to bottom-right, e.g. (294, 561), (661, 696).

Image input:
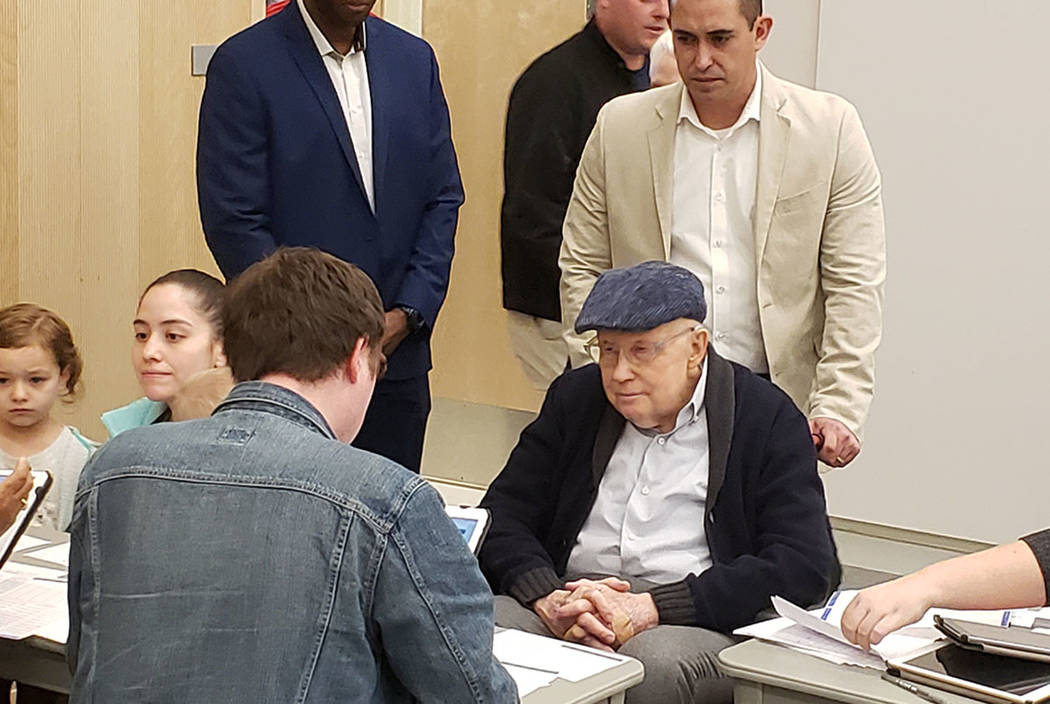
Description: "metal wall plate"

(191, 45), (218, 76)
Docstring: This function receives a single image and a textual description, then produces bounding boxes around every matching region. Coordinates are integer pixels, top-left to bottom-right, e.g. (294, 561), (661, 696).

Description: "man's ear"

(753, 16), (773, 50)
(345, 337), (370, 384)
(690, 327), (709, 370)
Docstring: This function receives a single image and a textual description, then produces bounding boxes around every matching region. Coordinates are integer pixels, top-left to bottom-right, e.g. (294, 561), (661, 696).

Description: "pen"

(881, 672), (949, 704)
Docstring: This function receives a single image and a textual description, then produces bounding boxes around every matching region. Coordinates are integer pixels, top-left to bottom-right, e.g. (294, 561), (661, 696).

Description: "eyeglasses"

(585, 324), (703, 367)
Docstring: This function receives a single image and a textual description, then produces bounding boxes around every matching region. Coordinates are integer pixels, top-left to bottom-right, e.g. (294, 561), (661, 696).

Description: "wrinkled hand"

(0, 458), (34, 534)
(809, 417), (860, 468)
(534, 589), (599, 640)
(562, 578), (658, 650)
(381, 309), (411, 355)
(840, 575), (933, 651)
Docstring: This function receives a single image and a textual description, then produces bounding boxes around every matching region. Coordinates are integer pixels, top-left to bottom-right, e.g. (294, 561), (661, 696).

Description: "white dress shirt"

(566, 358), (712, 584)
(298, 0), (375, 211)
(670, 67), (766, 372)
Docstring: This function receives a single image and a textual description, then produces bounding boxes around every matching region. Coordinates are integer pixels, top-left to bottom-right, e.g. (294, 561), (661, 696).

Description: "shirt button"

(641, 486), (651, 496)
(717, 332), (728, 341)
(714, 240), (723, 248)
(716, 285), (726, 294)
(714, 193), (725, 202)
(657, 437), (666, 445)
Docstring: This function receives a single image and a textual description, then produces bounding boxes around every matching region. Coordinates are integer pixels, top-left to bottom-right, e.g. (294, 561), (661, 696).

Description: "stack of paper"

(0, 572), (68, 642)
(735, 591), (1018, 669)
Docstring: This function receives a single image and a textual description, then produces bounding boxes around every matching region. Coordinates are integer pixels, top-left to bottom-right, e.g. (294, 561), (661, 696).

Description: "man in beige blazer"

(561, 0), (885, 468)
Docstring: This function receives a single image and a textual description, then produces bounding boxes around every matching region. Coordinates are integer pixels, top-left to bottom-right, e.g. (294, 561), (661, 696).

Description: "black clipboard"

(0, 469), (54, 570)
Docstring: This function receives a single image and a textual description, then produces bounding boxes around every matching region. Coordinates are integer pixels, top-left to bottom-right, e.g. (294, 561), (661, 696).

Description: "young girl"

(0, 303), (95, 532)
(101, 269), (227, 437)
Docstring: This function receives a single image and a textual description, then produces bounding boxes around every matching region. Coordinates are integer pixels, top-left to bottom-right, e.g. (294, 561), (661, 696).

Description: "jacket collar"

(213, 381), (337, 440)
(754, 61), (792, 269)
(276, 0), (370, 205)
(590, 348), (736, 509)
(650, 61), (787, 264)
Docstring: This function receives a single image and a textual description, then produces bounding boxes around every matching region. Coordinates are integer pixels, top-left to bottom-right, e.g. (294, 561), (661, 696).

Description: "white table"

(719, 639), (980, 704)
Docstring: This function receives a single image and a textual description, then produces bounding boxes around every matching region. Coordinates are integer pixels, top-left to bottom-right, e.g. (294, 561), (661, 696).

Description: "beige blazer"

(560, 64), (885, 436)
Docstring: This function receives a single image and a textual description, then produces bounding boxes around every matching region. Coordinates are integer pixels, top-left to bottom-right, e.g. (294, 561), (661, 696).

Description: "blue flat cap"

(575, 261), (707, 333)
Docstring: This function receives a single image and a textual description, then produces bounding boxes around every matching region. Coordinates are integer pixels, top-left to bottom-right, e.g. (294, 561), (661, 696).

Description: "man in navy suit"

(197, 0), (463, 472)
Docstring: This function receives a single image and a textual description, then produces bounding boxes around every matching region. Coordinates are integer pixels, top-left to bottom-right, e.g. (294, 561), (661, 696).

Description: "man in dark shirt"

(500, 0), (669, 390)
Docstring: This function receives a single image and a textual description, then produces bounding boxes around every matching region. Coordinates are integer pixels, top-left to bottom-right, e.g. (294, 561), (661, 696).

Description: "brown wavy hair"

(0, 303), (83, 400)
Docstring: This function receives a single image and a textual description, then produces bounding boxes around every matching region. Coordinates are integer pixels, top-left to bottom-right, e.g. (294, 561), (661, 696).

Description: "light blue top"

(100, 398), (168, 439)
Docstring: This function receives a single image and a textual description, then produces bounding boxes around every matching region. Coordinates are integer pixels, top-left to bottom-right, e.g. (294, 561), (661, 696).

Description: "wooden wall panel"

(73, 0), (142, 433)
(5, 0), (253, 439)
(17, 2), (82, 349)
(424, 1), (585, 412)
(137, 0), (246, 287)
(0, 0), (17, 303)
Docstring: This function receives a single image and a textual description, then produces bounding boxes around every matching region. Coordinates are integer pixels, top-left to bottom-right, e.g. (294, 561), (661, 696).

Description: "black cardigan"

(479, 351), (840, 633)
(499, 20), (649, 321)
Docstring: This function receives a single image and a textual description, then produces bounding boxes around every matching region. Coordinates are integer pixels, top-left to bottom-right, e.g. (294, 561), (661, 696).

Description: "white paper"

(772, 595), (935, 662)
(12, 535), (49, 553)
(494, 629), (563, 673)
(557, 642), (629, 682)
(493, 628), (627, 689)
(735, 617), (885, 668)
(500, 664), (557, 697)
(0, 574), (68, 640)
(23, 542), (70, 567)
(2, 561), (66, 581)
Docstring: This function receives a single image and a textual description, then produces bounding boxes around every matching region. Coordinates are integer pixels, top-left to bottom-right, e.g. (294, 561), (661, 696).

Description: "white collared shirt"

(670, 66), (766, 373)
(566, 358), (712, 584)
(297, 0), (375, 211)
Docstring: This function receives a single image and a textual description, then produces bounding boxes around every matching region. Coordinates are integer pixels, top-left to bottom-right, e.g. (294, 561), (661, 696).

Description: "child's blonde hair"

(0, 303), (83, 401)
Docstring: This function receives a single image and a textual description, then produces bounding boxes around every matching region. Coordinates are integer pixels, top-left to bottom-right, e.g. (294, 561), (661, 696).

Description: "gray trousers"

(494, 595), (737, 704)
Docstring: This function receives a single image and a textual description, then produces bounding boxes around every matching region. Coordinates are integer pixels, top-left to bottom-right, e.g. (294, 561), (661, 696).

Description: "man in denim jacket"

(67, 248), (516, 703)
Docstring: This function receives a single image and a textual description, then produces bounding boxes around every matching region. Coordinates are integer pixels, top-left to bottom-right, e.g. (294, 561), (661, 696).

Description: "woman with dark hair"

(102, 269), (229, 437)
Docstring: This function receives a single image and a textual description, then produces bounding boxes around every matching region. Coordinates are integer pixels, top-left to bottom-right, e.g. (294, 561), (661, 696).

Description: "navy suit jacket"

(197, 3), (463, 380)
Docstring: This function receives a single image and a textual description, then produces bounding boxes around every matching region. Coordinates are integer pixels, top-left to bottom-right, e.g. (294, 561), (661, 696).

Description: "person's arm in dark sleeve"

(1020, 529), (1050, 605)
(372, 484), (518, 703)
(647, 399), (838, 632)
(392, 48), (464, 331)
(479, 374), (573, 605)
(500, 65), (581, 318)
(196, 45), (276, 280)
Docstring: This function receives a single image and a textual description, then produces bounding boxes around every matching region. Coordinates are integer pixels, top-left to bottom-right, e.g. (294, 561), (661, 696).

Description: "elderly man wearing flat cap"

(479, 261), (839, 703)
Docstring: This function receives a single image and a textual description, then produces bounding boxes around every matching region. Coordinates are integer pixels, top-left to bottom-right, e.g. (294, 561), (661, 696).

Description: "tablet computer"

(0, 469), (53, 570)
(444, 506), (491, 555)
(936, 615), (1050, 663)
(889, 642), (1050, 704)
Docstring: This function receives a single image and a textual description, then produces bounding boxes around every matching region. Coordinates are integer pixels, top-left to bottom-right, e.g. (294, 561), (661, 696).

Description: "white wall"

(759, 0), (819, 88)
(807, 1), (1050, 543)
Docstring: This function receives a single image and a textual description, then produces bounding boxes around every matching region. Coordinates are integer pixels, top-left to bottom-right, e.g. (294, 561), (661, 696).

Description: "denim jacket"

(68, 381), (517, 703)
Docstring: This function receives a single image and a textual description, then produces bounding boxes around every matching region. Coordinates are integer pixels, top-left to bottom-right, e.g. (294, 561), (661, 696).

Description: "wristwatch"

(399, 305), (424, 334)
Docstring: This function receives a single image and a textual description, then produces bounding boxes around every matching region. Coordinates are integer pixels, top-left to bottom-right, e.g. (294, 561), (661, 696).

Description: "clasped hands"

(532, 577), (658, 652)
